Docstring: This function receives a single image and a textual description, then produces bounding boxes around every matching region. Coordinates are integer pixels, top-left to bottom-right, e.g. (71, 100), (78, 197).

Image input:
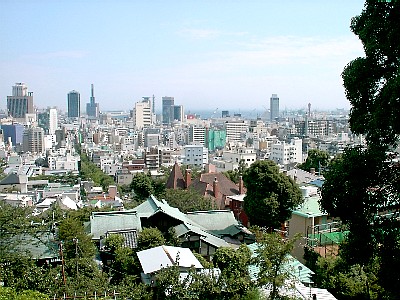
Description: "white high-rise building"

(270, 138), (302, 165)
(49, 108), (58, 135)
(225, 120), (248, 143)
(189, 125), (205, 145)
(133, 98), (152, 129)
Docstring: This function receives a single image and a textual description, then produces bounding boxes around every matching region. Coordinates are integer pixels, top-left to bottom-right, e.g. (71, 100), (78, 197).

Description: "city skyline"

(0, 1), (365, 112)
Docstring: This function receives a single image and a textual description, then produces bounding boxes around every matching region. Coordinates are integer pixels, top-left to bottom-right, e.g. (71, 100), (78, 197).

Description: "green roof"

(14, 232), (59, 260)
(247, 243), (314, 284)
(186, 210), (239, 231)
(90, 210), (141, 240)
(174, 223), (230, 248)
(292, 196), (326, 218)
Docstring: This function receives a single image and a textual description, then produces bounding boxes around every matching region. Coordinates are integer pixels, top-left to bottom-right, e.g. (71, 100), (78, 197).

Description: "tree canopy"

(342, 0), (400, 148)
(298, 149), (330, 174)
(243, 160), (303, 229)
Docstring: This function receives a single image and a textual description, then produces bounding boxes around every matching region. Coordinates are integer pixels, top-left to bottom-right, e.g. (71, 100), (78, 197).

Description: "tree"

(130, 173), (154, 200)
(224, 159), (247, 184)
(212, 244), (252, 298)
(136, 227), (166, 251)
(254, 232), (299, 300)
(163, 188), (214, 213)
(298, 149), (330, 174)
(243, 160), (303, 229)
(342, 0), (400, 148)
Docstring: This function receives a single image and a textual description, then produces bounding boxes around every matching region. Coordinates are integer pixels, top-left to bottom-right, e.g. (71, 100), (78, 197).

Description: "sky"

(0, 0), (366, 113)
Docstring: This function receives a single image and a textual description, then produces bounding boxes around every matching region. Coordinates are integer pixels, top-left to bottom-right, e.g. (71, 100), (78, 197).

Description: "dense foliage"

(243, 160), (303, 229)
(317, 1), (400, 298)
(298, 149), (330, 174)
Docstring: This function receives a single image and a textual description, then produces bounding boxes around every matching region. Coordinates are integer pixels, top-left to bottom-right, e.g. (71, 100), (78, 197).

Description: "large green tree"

(243, 160), (303, 229)
(298, 149), (330, 174)
(319, 1), (400, 298)
(342, 0), (400, 148)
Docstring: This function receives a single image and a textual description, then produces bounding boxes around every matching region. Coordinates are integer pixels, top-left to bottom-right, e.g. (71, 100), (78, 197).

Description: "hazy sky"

(0, 0), (366, 113)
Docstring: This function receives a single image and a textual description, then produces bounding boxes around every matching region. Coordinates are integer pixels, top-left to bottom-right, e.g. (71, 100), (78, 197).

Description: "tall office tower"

(133, 97), (152, 129)
(49, 108), (58, 135)
(67, 90), (80, 118)
(174, 105), (184, 122)
(162, 96), (174, 125)
(270, 94), (279, 121)
(86, 84), (100, 118)
(7, 83), (34, 118)
(23, 127), (45, 154)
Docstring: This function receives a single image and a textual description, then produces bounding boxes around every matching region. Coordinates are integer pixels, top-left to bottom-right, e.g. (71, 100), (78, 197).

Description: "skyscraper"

(162, 96), (174, 125)
(270, 94), (279, 121)
(49, 108), (58, 135)
(67, 90), (80, 118)
(86, 84), (99, 118)
(7, 83), (34, 118)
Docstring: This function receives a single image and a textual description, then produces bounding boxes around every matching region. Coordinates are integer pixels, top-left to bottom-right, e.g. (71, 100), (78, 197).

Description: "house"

(288, 186), (345, 262)
(0, 173), (28, 193)
(88, 195), (252, 258)
(137, 245), (203, 285)
(166, 162), (245, 209)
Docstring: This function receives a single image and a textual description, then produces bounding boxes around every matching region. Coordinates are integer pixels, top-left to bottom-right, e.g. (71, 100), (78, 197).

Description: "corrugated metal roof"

(137, 245), (203, 274)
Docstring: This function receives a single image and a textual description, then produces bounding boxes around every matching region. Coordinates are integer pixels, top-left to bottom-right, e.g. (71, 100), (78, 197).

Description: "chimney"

(239, 176), (244, 195)
(213, 177), (219, 198)
(185, 169), (192, 188)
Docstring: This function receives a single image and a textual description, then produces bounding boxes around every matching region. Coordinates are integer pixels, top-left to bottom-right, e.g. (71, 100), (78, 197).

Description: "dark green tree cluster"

(298, 149), (330, 174)
(315, 1), (400, 298)
(243, 160), (303, 229)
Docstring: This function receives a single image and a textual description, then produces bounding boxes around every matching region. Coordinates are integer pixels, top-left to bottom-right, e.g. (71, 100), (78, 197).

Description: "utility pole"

(73, 238), (79, 276)
(59, 242), (67, 286)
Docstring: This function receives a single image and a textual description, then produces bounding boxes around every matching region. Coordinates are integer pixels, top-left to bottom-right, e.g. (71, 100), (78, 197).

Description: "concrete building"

(225, 120), (248, 144)
(222, 146), (256, 167)
(23, 127), (45, 154)
(7, 83), (34, 118)
(67, 90), (80, 118)
(184, 144), (208, 168)
(49, 108), (58, 135)
(270, 94), (279, 122)
(270, 138), (303, 165)
(133, 98), (152, 129)
(189, 125), (205, 145)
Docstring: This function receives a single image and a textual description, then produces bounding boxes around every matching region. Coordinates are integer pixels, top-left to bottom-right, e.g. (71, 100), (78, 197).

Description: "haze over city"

(1, 0), (365, 112)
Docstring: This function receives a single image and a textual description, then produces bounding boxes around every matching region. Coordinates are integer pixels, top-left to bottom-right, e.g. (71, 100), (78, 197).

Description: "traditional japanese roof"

(134, 195), (192, 224)
(90, 210), (141, 240)
(186, 210), (240, 231)
(137, 245), (203, 274)
(165, 162), (186, 189)
(174, 223), (230, 249)
(105, 229), (138, 249)
(13, 232), (59, 261)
